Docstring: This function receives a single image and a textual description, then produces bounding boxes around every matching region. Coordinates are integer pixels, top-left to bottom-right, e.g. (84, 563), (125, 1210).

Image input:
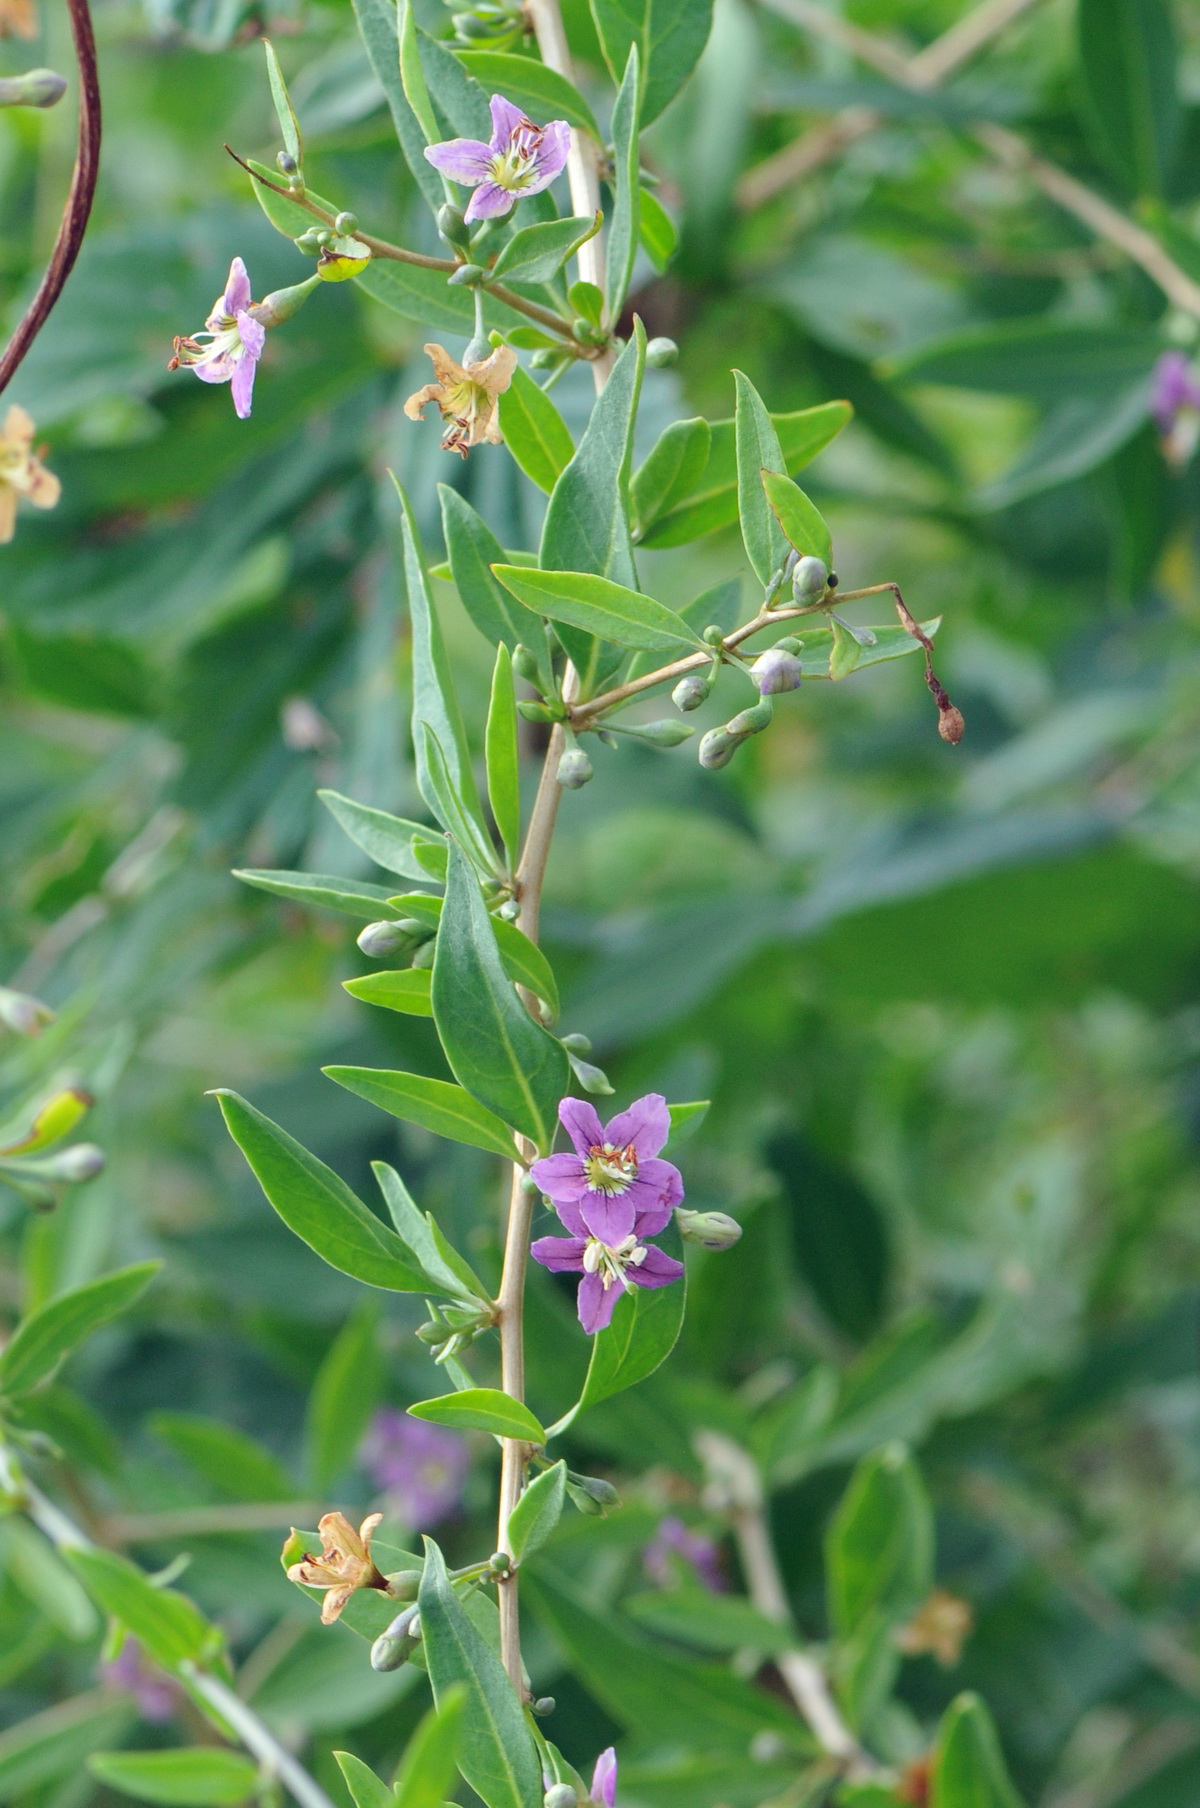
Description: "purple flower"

(170, 257), (266, 418)
(425, 95), (570, 223)
(590, 1749), (618, 1808)
(100, 1638), (178, 1723)
(530, 1094), (685, 1335)
(751, 647), (803, 695)
(1151, 350), (1200, 437)
(643, 1516), (726, 1593)
(359, 1408), (470, 1529)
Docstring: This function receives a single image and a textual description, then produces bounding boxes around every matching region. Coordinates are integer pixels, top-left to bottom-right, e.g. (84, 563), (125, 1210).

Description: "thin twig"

(0, 0), (102, 395)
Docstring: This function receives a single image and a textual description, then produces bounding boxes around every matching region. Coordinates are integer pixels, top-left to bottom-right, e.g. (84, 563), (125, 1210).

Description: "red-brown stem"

(0, 0), (101, 396)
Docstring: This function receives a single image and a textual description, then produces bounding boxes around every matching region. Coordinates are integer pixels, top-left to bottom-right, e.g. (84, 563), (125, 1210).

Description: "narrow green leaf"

(631, 417), (711, 532)
(88, 1749), (260, 1807)
(357, 258), (526, 335)
(760, 468), (833, 567)
(322, 1067), (518, 1162)
(306, 1300), (383, 1490)
(606, 47), (641, 324)
(213, 1091), (431, 1292)
(497, 367), (576, 496)
(420, 725), (497, 876)
(827, 1442), (933, 1640)
(588, 0), (714, 123)
(734, 370), (789, 585)
(507, 1460), (566, 1562)
(432, 842), (568, 1148)
(638, 187), (678, 271)
(418, 1539), (543, 1808)
(345, 968), (434, 1016)
(399, 0), (442, 146)
(494, 567), (704, 654)
(67, 1549), (217, 1670)
(233, 869), (402, 922)
(931, 1694), (1026, 1808)
(623, 1588), (797, 1655)
(149, 1414), (294, 1503)
(638, 401), (851, 549)
(2, 1520), (98, 1640)
(666, 1099), (710, 1147)
(409, 1388), (545, 1442)
(417, 27), (492, 138)
(392, 1686), (466, 1808)
(455, 51), (600, 135)
(1078, 0), (1181, 198)
(263, 39), (302, 168)
(382, 893), (559, 1016)
(0, 1695), (134, 1801)
(352, 0), (443, 209)
(245, 160), (331, 240)
(318, 792), (444, 883)
(486, 645), (521, 873)
(0, 1264), (160, 1398)
(373, 1162), (488, 1303)
(334, 1754), (393, 1808)
(491, 216), (599, 286)
(438, 489), (552, 690)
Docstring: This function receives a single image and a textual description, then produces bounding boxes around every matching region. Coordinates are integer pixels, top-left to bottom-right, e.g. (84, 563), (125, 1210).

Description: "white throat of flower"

(582, 1233), (648, 1291)
(170, 314), (246, 373)
(584, 1141), (638, 1196)
(489, 119), (545, 192)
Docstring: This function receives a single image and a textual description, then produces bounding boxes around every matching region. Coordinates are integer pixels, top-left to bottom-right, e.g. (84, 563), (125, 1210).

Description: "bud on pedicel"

(531, 347), (568, 370)
(544, 1787), (577, 1808)
(518, 700), (564, 724)
(532, 1697), (556, 1717)
(488, 1551), (511, 1576)
(295, 229), (324, 257)
(370, 1603), (422, 1673)
(566, 1051), (614, 1096)
(751, 647), (803, 695)
(436, 203), (470, 249)
(511, 644), (541, 684)
(726, 698), (774, 737)
(672, 671), (711, 712)
(698, 727), (741, 770)
(791, 555), (829, 603)
(676, 1208), (743, 1251)
(702, 625), (726, 649)
(357, 920), (415, 957)
(277, 151), (298, 175)
(645, 336), (679, 368)
(938, 703), (965, 744)
(565, 1471), (620, 1515)
(0, 67), (68, 108)
(448, 263), (486, 287)
(615, 717), (695, 748)
(252, 276), (321, 326)
(410, 939), (437, 969)
(557, 746), (593, 789)
(560, 1032), (591, 1054)
(334, 211), (358, 235)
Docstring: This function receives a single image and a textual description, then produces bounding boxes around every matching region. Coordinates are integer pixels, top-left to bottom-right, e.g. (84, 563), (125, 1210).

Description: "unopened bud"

(566, 1053), (613, 1096)
(385, 1568), (423, 1600)
(532, 1697), (556, 1717)
(645, 336), (678, 368)
(565, 1470), (620, 1515)
(370, 1603), (422, 1672)
(938, 704), (965, 744)
(334, 211), (358, 235)
(357, 920), (408, 957)
(672, 671), (711, 712)
(295, 229), (324, 257)
(436, 203), (470, 249)
(0, 987), (54, 1036)
(252, 277), (322, 327)
(517, 700), (562, 723)
(488, 1551), (511, 1575)
(791, 555), (829, 603)
(0, 67), (68, 108)
(676, 1208), (742, 1251)
(698, 727), (741, 770)
(531, 347), (566, 370)
(457, 11), (498, 36)
(557, 747), (593, 789)
(38, 1143), (106, 1183)
(560, 1032), (592, 1054)
(410, 939), (436, 969)
(618, 717), (695, 747)
(751, 648), (802, 695)
(448, 263), (486, 287)
(544, 1786), (577, 1808)
(512, 644), (541, 683)
(277, 151), (298, 175)
(702, 624), (726, 648)
(726, 698), (773, 736)
(572, 318), (606, 347)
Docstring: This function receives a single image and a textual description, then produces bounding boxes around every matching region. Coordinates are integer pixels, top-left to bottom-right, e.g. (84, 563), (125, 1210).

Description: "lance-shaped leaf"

(233, 868), (404, 921)
(213, 1091), (433, 1292)
(735, 371), (790, 586)
(305, 1300), (383, 1491)
(623, 1588), (798, 1655)
(67, 1549), (217, 1670)
(761, 468), (833, 567)
(344, 969), (434, 1016)
(392, 1686), (466, 1808)
(432, 842), (568, 1149)
(263, 40), (302, 169)
(394, 482), (489, 849)
(931, 1693), (1026, 1808)
(639, 187), (678, 271)
(418, 1538), (543, 1808)
(420, 725), (497, 876)
(638, 400), (851, 548)
(417, 26), (492, 138)
(491, 216), (600, 286)
(1078, 0), (1180, 199)
(496, 368), (576, 497)
(486, 645), (521, 873)
(334, 1755), (392, 1808)
(439, 488), (554, 689)
(631, 416), (711, 532)
(827, 1442), (933, 1639)
(0, 1696), (135, 1801)
(455, 51), (600, 135)
(323, 1067), (519, 1161)
(399, 0), (443, 146)
(548, 1216), (686, 1434)
(373, 1162), (490, 1303)
(88, 1749), (260, 1806)
(493, 567), (705, 654)
(382, 893), (559, 1016)
(539, 323), (646, 697)
(605, 47), (641, 324)
(506, 1460), (566, 1562)
(588, 0), (714, 123)
(317, 792), (444, 883)
(0, 1264), (160, 1398)
(352, 0), (443, 209)
(409, 1389), (545, 1442)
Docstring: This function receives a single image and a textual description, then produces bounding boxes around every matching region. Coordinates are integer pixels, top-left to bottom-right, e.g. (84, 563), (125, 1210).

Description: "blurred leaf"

(455, 52), (600, 134)
(588, 0), (713, 122)
(892, 321), (1159, 397)
(409, 1389), (545, 1441)
(827, 1443), (933, 1638)
(0, 1695), (134, 1804)
(67, 1549), (218, 1669)
(766, 1133), (888, 1343)
(392, 1686), (466, 1808)
(1, 1521), (98, 1640)
(0, 1264), (160, 1398)
(306, 1300), (384, 1490)
(507, 1460), (566, 1561)
(931, 1693), (1025, 1808)
(150, 1413), (295, 1501)
(606, 48), (642, 324)
(334, 1753), (392, 1808)
(624, 1586), (797, 1654)
(88, 1749), (260, 1806)
(1078, 0), (1181, 196)
(323, 1066), (518, 1159)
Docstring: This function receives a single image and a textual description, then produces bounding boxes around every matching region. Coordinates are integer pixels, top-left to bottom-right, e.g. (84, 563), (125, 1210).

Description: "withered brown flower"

(404, 341), (517, 456)
(285, 1511), (388, 1625)
(0, 405), (60, 543)
(895, 1587), (973, 1667)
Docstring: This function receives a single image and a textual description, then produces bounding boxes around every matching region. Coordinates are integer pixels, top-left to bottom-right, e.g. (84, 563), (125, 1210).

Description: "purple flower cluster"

(643, 1516), (725, 1593)
(359, 1408), (470, 1529)
(530, 1095), (685, 1335)
(426, 95), (570, 222)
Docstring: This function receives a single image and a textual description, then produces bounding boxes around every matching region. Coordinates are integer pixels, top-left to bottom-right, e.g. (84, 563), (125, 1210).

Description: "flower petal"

(578, 1189), (636, 1246)
(629, 1159), (684, 1235)
(0, 486), (17, 544)
(230, 349), (257, 419)
(424, 137), (494, 183)
(531, 1234), (588, 1273)
(578, 1270), (622, 1334)
(559, 1098), (606, 1157)
(237, 311), (266, 360)
(223, 257), (252, 316)
(488, 92), (526, 147)
(320, 1583), (353, 1625)
(464, 180), (514, 222)
(603, 1093), (670, 1160)
(591, 1748), (618, 1808)
(192, 352), (235, 385)
(404, 381), (444, 421)
(628, 1245), (685, 1290)
(533, 119), (571, 184)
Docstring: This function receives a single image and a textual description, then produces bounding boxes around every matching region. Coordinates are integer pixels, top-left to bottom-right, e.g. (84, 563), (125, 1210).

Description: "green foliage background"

(3, 0), (1200, 1803)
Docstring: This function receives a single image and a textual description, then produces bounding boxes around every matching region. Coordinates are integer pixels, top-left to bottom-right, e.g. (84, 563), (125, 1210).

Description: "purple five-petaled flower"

(169, 257), (265, 419)
(530, 1094), (685, 1336)
(591, 1749), (618, 1808)
(425, 95), (571, 223)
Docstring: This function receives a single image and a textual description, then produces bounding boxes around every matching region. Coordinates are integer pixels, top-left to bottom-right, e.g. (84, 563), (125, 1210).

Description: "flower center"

(582, 1233), (648, 1289)
(583, 1141), (638, 1195)
(489, 117), (546, 192)
(168, 322), (244, 372)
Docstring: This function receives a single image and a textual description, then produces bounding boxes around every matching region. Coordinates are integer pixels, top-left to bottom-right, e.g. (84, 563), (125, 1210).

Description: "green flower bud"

(531, 347), (566, 370)
(702, 624), (726, 648)
(370, 1604), (422, 1672)
(436, 203), (470, 247)
(726, 697), (774, 736)
(566, 1051), (614, 1096)
(573, 318), (607, 347)
(517, 699), (562, 724)
(532, 1697), (556, 1718)
(560, 1032), (592, 1054)
(512, 644), (541, 683)
(698, 727), (741, 770)
(252, 275), (321, 327)
(410, 938), (437, 969)
(0, 67), (68, 108)
(457, 11), (498, 35)
(357, 920), (408, 957)
(448, 263), (486, 287)
(791, 555), (829, 603)
(385, 1568), (423, 1600)
(565, 1470), (620, 1515)
(488, 1551), (511, 1575)
(544, 1786), (577, 1808)
(334, 211), (358, 235)
(676, 1208), (743, 1250)
(672, 671), (711, 712)
(557, 746), (594, 789)
(616, 717), (695, 748)
(645, 336), (679, 367)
